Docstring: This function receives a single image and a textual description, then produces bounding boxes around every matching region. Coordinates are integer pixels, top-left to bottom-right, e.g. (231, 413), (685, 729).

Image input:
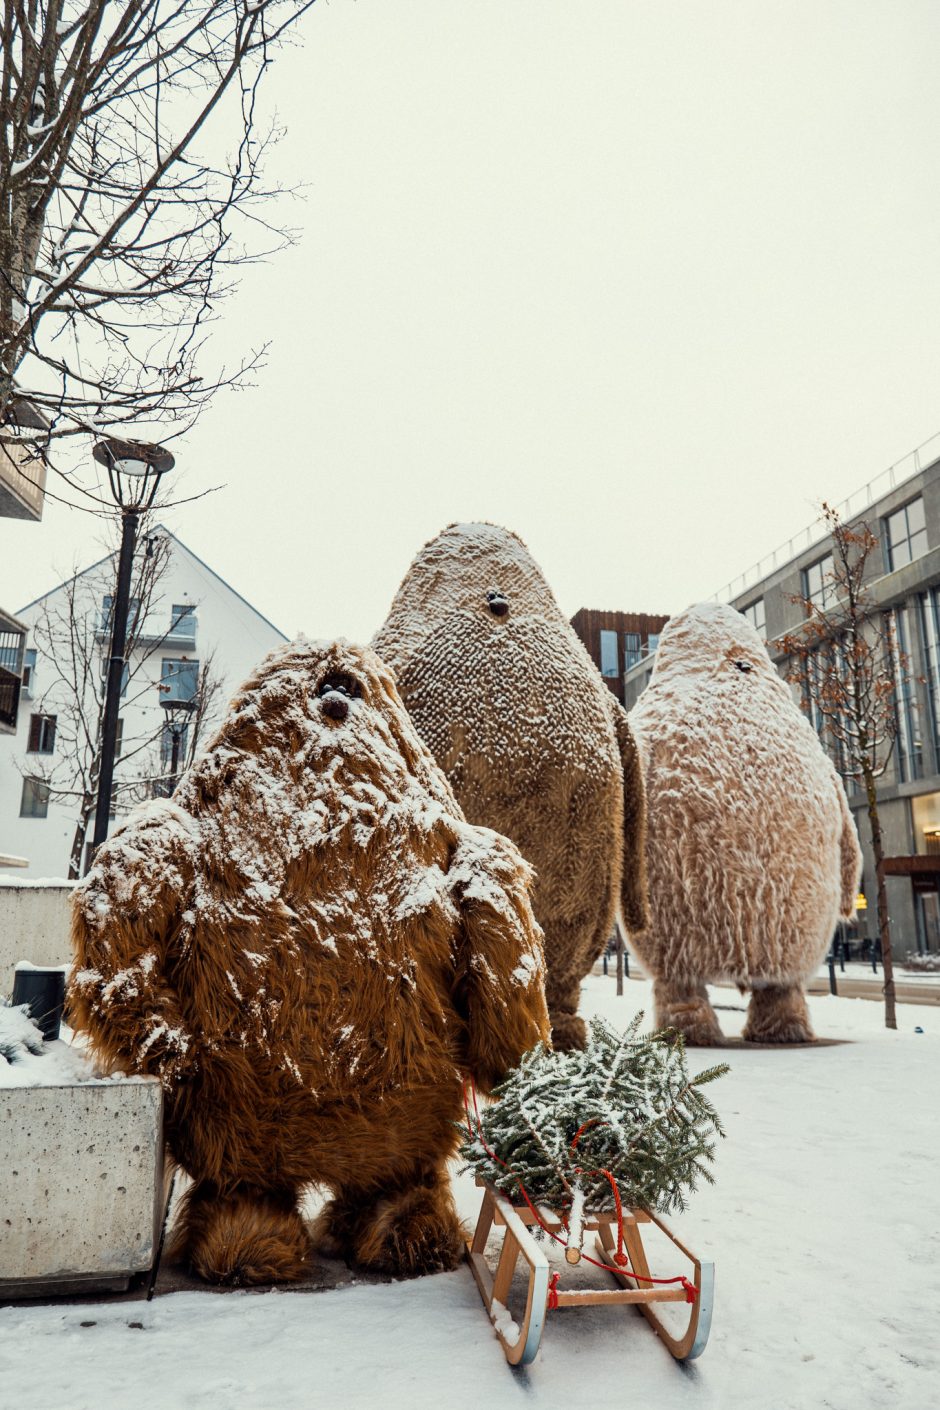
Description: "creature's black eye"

(733, 660), (753, 674)
(486, 590), (509, 618)
(318, 673), (362, 700)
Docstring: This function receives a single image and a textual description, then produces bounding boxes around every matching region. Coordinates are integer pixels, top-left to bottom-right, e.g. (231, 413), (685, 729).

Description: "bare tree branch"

(0, 0), (315, 496)
(774, 503), (911, 1030)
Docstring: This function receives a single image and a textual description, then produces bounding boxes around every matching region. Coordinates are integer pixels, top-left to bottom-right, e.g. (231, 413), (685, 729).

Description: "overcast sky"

(3, 0), (939, 644)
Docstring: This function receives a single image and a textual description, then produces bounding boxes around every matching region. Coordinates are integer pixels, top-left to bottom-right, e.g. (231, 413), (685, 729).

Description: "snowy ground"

(1, 975), (937, 1410)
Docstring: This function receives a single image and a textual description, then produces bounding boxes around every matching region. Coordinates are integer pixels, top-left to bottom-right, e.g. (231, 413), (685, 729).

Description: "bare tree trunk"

(68, 793), (95, 880)
(615, 923), (624, 997)
(864, 766), (897, 1030)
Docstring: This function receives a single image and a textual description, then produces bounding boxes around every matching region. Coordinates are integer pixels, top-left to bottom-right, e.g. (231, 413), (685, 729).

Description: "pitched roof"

(17, 526), (287, 641)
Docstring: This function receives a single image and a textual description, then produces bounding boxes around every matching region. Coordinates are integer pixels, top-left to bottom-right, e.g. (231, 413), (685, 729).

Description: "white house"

(0, 528), (286, 877)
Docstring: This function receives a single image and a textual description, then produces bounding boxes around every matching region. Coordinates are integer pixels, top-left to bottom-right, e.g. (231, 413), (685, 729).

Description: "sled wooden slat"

(596, 1212), (714, 1361)
(466, 1184), (549, 1367)
(466, 1182), (714, 1367)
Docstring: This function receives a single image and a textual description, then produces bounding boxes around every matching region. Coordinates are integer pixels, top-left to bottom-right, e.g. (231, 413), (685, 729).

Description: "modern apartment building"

(0, 528), (286, 877)
(623, 433), (940, 957)
(570, 609), (669, 706)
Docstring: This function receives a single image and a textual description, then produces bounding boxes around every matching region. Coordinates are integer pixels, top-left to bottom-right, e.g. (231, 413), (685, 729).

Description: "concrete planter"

(0, 1072), (165, 1297)
(0, 879), (75, 976)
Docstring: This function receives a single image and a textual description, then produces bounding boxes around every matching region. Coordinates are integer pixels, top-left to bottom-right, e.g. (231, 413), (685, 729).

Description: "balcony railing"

(711, 429), (940, 605)
(0, 665), (20, 731)
(0, 612), (26, 732)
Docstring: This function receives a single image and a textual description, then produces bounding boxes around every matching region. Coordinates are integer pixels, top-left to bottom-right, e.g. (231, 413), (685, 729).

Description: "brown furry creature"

(628, 602), (862, 1045)
(373, 522), (648, 1051)
(69, 639), (549, 1285)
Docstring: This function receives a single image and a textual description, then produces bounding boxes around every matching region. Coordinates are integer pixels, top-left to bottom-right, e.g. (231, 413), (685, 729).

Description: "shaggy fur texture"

(628, 602), (862, 1044)
(68, 639), (549, 1284)
(373, 522), (648, 1050)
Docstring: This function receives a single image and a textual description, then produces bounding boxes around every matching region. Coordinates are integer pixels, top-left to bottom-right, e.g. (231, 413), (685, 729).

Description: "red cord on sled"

(463, 1080), (698, 1307)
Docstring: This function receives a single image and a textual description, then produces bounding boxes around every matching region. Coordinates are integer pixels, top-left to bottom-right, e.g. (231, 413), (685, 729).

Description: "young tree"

(776, 504), (910, 1030)
(0, 0), (315, 474)
(22, 524), (221, 875)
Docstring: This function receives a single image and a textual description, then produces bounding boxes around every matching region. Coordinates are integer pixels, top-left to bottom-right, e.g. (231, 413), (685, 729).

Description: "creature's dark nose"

(733, 660), (753, 674)
(321, 693), (349, 721)
(486, 591), (509, 618)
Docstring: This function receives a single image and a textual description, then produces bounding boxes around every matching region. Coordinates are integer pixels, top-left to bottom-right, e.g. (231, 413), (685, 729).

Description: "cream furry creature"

(69, 638), (549, 1285)
(628, 602), (862, 1044)
(374, 522), (648, 1051)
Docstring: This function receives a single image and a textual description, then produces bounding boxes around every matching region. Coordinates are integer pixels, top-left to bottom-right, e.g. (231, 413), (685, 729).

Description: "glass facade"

(886, 607), (923, 782)
(884, 496), (927, 572)
(917, 588), (940, 772)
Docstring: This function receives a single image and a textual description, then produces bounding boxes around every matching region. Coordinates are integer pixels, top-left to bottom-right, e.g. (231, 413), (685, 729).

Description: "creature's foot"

(352, 1177), (465, 1278)
(550, 1009), (586, 1052)
(308, 1193), (359, 1261)
(169, 1182), (312, 1286)
(743, 984), (815, 1044)
(653, 979), (724, 1046)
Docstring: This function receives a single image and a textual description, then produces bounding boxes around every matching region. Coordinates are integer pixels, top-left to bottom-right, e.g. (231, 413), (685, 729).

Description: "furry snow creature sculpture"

(373, 522), (648, 1051)
(69, 639), (549, 1286)
(628, 602), (862, 1045)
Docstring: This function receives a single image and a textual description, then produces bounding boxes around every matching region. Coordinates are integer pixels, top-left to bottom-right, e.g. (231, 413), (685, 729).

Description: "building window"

(886, 607), (923, 783)
(20, 776), (50, 818)
(918, 588), (940, 772)
(912, 792), (940, 858)
(884, 497), (927, 572)
(624, 633), (642, 672)
(169, 604), (197, 637)
(114, 717), (124, 760)
(26, 713), (56, 754)
(802, 554), (834, 609)
(21, 648), (36, 694)
(100, 594), (141, 635)
(99, 656), (130, 697)
(161, 657), (199, 702)
(741, 598), (766, 638)
(599, 631), (619, 678)
(646, 633), (661, 657)
(800, 641), (853, 784)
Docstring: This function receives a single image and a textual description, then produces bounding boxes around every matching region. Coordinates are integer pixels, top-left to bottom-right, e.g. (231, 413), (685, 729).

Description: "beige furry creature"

(374, 522), (648, 1051)
(69, 639), (549, 1286)
(628, 602), (862, 1044)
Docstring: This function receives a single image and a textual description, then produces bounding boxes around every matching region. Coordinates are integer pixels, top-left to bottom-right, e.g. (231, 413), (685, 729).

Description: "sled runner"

(466, 1180), (714, 1367)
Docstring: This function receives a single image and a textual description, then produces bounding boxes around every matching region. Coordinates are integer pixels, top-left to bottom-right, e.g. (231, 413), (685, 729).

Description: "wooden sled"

(466, 1181), (714, 1367)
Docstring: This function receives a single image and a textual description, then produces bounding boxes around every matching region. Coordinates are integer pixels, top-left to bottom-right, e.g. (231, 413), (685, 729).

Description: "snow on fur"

(374, 522), (648, 1050)
(628, 602), (862, 1044)
(68, 637), (549, 1284)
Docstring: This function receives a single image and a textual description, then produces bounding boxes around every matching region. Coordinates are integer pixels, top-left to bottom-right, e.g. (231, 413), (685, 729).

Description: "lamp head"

(93, 438), (175, 509)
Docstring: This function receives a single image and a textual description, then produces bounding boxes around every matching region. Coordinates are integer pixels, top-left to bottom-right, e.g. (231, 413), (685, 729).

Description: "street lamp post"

(90, 438), (174, 856)
(159, 695), (197, 794)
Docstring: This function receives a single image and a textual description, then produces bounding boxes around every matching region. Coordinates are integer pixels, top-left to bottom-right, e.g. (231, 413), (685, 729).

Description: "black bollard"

(11, 965), (67, 1041)
(827, 950), (837, 997)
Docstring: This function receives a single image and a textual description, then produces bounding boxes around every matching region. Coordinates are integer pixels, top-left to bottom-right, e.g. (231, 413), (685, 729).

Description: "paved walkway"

(605, 957), (940, 1006)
